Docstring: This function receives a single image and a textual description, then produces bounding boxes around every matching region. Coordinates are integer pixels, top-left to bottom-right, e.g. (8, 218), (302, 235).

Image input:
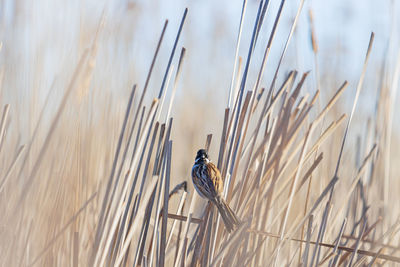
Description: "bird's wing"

(192, 163), (223, 200)
(206, 162), (223, 194)
(192, 165), (217, 199)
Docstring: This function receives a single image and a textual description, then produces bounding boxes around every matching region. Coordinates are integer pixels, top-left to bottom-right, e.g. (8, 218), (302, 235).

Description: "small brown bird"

(191, 149), (240, 232)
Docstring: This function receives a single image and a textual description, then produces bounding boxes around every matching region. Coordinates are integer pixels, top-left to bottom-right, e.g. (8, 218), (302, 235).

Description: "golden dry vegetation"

(0, 0), (399, 266)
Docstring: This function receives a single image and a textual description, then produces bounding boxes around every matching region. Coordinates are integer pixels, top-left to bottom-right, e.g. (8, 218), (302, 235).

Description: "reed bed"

(0, 0), (399, 266)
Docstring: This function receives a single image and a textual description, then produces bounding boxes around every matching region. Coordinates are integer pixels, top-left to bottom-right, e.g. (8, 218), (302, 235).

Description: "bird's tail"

(214, 195), (240, 233)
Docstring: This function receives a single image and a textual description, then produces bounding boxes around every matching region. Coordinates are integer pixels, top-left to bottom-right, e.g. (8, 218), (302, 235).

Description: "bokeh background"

(1, 0), (399, 175)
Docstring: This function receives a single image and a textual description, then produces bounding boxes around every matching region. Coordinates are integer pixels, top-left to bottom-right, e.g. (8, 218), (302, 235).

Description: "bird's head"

(195, 149), (209, 163)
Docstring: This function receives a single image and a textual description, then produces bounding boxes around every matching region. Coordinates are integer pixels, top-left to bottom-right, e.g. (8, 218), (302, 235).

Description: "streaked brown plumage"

(191, 149), (240, 233)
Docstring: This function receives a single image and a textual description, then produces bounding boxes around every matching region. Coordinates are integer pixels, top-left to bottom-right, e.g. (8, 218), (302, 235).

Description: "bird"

(191, 149), (240, 233)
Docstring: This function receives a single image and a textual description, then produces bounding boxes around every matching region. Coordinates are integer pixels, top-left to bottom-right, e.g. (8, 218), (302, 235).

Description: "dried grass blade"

(114, 176), (158, 267)
(159, 141), (172, 267)
(0, 145), (25, 193)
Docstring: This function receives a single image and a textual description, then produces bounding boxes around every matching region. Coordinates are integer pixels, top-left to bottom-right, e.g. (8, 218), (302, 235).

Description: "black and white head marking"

(195, 149), (210, 164)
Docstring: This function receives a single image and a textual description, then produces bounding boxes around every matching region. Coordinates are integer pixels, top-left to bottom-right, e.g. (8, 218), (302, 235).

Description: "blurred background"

(0, 0), (399, 265)
(1, 0), (399, 176)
